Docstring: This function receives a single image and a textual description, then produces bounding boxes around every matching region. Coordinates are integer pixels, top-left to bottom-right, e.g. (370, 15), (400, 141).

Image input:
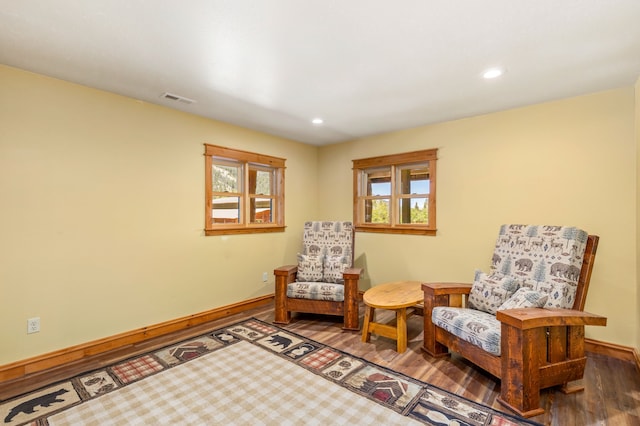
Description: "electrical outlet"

(262, 272), (268, 282)
(27, 317), (40, 334)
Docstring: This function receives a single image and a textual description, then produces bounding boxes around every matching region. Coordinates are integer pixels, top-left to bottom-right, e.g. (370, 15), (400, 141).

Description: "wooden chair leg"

(343, 275), (360, 330)
(274, 308), (291, 324)
(498, 324), (545, 418)
(274, 272), (292, 324)
(560, 382), (585, 394)
(422, 291), (450, 357)
(343, 309), (359, 330)
(560, 325), (587, 394)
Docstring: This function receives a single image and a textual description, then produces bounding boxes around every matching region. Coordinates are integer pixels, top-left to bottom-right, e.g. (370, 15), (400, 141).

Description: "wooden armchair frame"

(274, 222), (363, 330)
(422, 235), (607, 417)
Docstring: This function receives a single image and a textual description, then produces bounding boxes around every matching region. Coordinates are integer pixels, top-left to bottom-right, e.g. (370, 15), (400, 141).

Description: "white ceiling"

(1, 1), (639, 146)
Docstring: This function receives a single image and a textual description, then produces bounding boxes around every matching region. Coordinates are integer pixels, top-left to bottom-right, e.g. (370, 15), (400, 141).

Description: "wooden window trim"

(204, 144), (285, 236)
(353, 148), (437, 236)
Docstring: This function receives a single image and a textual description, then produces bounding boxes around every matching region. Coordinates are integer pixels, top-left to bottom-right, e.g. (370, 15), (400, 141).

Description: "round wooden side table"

(361, 280), (423, 353)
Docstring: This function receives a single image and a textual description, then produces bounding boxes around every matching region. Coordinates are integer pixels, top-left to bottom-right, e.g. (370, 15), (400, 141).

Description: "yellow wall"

(1, 64), (637, 365)
(318, 88), (638, 348)
(0, 65), (318, 364)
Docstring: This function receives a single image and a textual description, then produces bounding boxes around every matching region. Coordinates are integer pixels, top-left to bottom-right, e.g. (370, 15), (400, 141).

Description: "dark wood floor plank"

(604, 354), (640, 424)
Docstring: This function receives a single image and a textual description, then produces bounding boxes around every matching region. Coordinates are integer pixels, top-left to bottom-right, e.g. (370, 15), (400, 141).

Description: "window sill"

(355, 225), (436, 236)
(205, 226), (285, 236)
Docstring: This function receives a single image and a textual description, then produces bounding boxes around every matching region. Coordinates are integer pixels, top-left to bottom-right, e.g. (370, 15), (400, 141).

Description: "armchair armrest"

(422, 282), (472, 357)
(422, 282), (472, 310)
(343, 267), (363, 280)
(274, 265), (297, 285)
(274, 264), (297, 276)
(496, 308), (607, 330)
(422, 282), (472, 296)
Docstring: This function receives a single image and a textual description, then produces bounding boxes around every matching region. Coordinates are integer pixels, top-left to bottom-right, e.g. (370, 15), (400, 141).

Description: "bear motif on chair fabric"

(274, 221), (363, 330)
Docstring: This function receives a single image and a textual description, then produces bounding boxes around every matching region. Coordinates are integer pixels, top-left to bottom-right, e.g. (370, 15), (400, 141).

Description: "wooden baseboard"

(586, 338), (640, 372)
(0, 295), (274, 385)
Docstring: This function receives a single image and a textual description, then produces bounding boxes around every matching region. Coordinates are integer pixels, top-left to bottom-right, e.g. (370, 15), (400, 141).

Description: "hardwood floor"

(2, 303), (639, 425)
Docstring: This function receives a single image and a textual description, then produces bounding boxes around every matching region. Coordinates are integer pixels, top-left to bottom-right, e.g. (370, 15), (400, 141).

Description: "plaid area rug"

(0, 319), (541, 425)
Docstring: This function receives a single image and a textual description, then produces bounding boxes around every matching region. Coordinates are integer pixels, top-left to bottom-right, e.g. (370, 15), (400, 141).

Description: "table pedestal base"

(361, 305), (420, 353)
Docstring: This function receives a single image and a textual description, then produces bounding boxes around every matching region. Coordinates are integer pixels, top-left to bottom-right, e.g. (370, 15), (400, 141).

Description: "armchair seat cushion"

(432, 307), (502, 356)
(287, 282), (345, 302)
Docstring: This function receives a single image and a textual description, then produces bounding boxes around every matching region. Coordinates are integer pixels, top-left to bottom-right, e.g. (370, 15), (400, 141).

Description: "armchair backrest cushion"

(297, 221), (353, 284)
(490, 224), (589, 309)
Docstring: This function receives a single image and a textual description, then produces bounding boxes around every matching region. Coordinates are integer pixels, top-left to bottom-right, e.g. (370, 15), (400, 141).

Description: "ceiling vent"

(160, 92), (196, 105)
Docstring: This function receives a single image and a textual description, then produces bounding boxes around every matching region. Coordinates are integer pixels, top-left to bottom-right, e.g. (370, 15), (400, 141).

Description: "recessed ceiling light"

(311, 118), (324, 125)
(482, 68), (504, 79)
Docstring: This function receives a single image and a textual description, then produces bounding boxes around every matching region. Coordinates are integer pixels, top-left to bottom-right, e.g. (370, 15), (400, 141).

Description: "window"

(352, 149), (437, 235)
(204, 144), (285, 235)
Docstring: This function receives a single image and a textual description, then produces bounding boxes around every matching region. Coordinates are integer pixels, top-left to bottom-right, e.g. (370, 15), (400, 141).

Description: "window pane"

(398, 165), (429, 195)
(399, 197), (428, 224)
(364, 167), (391, 196)
(352, 149), (436, 234)
(250, 168), (272, 195)
(364, 199), (390, 223)
(250, 197), (273, 223)
(205, 145), (285, 235)
(212, 195), (240, 223)
(212, 163), (241, 193)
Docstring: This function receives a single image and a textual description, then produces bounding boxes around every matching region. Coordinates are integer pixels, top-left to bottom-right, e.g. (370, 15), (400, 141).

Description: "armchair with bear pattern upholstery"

(274, 221), (362, 330)
(422, 224), (606, 417)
